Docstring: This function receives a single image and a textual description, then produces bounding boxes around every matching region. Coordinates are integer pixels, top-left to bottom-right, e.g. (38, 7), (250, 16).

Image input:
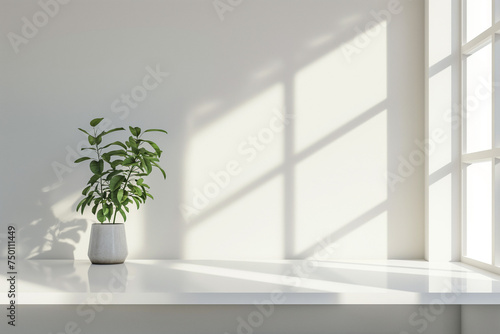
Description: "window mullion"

(492, 35), (496, 266)
(494, 158), (500, 266)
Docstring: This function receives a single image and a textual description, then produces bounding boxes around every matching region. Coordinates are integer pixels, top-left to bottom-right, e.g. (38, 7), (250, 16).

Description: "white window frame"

(461, 0), (500, 274)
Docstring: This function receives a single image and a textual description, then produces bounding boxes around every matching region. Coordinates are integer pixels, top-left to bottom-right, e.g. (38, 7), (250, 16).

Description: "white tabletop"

(2, 259), (500, 305)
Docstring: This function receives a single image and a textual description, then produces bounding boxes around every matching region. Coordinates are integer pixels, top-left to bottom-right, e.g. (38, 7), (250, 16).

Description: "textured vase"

(88, 223), (128, 264)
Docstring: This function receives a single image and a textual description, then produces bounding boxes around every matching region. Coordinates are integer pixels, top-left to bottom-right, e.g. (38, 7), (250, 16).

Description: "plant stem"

(94, 130), (103, 196)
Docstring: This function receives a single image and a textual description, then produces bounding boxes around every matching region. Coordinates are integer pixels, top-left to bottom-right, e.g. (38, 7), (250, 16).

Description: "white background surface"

(0, 0), (424, 261)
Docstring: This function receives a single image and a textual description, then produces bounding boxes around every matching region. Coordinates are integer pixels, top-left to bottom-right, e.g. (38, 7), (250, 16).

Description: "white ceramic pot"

(88, 223), (128, 264)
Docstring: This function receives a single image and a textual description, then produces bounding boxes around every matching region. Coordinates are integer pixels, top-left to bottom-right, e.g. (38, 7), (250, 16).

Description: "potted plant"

(75, 117), (167, 264)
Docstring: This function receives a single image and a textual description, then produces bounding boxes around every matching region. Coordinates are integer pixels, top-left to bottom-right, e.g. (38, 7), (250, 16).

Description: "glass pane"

(466, 0), (492, 42)
(465, 44), (492, 153)
(465, 161), (492, 264)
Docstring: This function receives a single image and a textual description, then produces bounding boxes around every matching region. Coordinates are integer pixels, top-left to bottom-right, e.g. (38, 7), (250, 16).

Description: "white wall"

(0, 0), (424, 260)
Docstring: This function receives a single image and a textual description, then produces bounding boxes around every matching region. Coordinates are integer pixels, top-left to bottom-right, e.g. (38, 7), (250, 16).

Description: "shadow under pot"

(88, 223), (128, 264)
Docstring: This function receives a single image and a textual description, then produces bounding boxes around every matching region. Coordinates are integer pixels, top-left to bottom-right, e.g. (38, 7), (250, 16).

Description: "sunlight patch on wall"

(428, 173), (452, 261)
(184, 176), (284, 259)
(120, 210), (145, 259)
(48, 190), (146, 259)
(49, 191), (88, 259)
(50, 191), (82, 223)
(183, 84), (285, 221)
(295, 22), (387, 153)
(428, 0), (452, 67)
(72, 230), (89, 260)
(295, 110), (388, 259)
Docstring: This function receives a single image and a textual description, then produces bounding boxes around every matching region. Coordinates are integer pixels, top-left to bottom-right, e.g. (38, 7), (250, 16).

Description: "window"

(461, 0), (500, 270)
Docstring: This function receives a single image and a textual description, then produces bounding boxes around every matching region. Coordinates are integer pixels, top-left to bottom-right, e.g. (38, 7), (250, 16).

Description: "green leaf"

(129, 136), (138, 152)
(92, 201), (99, 215)
(101, 153), (111, 163)
(119, 208), (127, 222)
(87, 195), (95, 206)
(122, 156), (136, 166)
(97, 209), (106, 222)
(110, 160), (124, 168)
(129, 126), (138, 136)
(132, 196), (141, 210)
(103, 127), (125, 136)
(111, 191), (121, 208)
(139, 139), (162, 157)
(90, 118), (104, 127)
(137, 156), (146, 172)
(95, 135), (102, 145)
(88, 135), (96, 145)
(75, 156), (91, 164)
(137, 178), (144, 185)
(144, 129), (168, 135)
(106, 170), (122, 181)
(81, 195), (94, 214)
(106, 206), (113, 221)
(78, 128), (91, 136)
(76, 198), (87, 213)
(81, 147), (96, 151)
(82, 185), (91, 196)
(146, 193), (154, 200)
(101, 141), (127, 150)
(109, 175), (126, 191)
(106, 149), (127, 157)
(87, 174), (100, 186)
(152, 162), (166, 179)
(122, 191), (128, 203)
(144, 158), (152, 174)
(132, 186), (143, 196)
(90, 160), (103, 175)
(117, 189), (124, 203)
(138, 147), (152, 155)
